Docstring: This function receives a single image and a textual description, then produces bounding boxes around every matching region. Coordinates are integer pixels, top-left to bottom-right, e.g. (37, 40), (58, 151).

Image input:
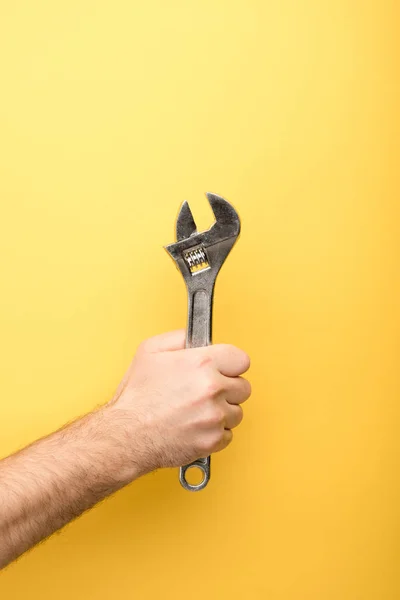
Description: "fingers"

(213, 429), (233, 453)
(198, 403), (242, 457)
(203, 344), (251, 377)
(140, 337), (250, 379)
(223, 404), (243, 429)
(139, 330), (186, 353)
(223, 376), (252, 405)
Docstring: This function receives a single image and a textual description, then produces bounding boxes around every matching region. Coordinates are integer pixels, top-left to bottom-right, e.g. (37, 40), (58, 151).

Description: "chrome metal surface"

(165, 192), (240, 492)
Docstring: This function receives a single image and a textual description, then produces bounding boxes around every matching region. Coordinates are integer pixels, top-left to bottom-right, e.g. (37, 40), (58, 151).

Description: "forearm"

(0, 331), (251, 570)
(0, 405), (140, 569)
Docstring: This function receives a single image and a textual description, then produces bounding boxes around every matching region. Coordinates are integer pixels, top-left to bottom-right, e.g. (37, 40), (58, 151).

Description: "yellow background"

(0, 1), (399, 598)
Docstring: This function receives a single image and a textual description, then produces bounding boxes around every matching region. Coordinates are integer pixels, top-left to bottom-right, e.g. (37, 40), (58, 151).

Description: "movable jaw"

(165, 192), (241, 281)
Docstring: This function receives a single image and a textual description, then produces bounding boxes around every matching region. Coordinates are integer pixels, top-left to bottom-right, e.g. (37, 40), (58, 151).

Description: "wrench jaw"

(165, 192), (240, 283)
(176, 200), (197, 242)
(206, 192), (241, 230)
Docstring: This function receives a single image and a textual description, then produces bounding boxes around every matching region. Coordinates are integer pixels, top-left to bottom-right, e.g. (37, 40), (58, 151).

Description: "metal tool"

(165, 192), (241, 491)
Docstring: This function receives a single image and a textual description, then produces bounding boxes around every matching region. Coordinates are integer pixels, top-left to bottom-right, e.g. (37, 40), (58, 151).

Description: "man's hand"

(0, 331), (251, 569)
(107, 330), (251, 473)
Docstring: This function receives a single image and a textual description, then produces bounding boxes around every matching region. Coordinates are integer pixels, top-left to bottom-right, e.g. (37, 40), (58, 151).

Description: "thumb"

(139, 329), (186, 353)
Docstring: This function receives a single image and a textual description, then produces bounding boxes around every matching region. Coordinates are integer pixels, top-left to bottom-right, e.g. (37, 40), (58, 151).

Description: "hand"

(107, 330), (251, 475)
(0, 329), (250, 567)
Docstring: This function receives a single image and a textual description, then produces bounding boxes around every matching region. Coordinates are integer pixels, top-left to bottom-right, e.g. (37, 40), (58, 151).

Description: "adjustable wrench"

(165, 192), (241, 491)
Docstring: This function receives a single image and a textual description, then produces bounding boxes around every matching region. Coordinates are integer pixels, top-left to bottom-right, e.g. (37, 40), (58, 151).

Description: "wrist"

(97, 402), (151, 485)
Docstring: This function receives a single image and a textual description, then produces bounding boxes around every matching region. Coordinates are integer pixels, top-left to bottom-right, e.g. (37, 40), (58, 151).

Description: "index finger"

(206, 344), (251, 377)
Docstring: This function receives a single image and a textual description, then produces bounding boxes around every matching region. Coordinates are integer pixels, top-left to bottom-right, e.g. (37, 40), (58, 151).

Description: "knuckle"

(204, 404), (225, 427)
(203, 376), (221, 399)
(137, 337), (153, 354)
(196, 434), (215, 455)
(214, 408), (226, 426)
(193, 373), (221, 401)
(212, 430), (232, 453)
(194, 350), (213, 369)
(209, 430), (225, 452)
(196, 437), (208, 454)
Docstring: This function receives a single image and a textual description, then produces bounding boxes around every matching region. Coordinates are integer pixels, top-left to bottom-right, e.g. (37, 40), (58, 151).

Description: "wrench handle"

(179, 287), (214, 491)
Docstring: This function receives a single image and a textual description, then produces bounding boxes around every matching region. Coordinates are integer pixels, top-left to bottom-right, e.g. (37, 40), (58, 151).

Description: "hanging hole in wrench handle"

(179, 457), (210, 492)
